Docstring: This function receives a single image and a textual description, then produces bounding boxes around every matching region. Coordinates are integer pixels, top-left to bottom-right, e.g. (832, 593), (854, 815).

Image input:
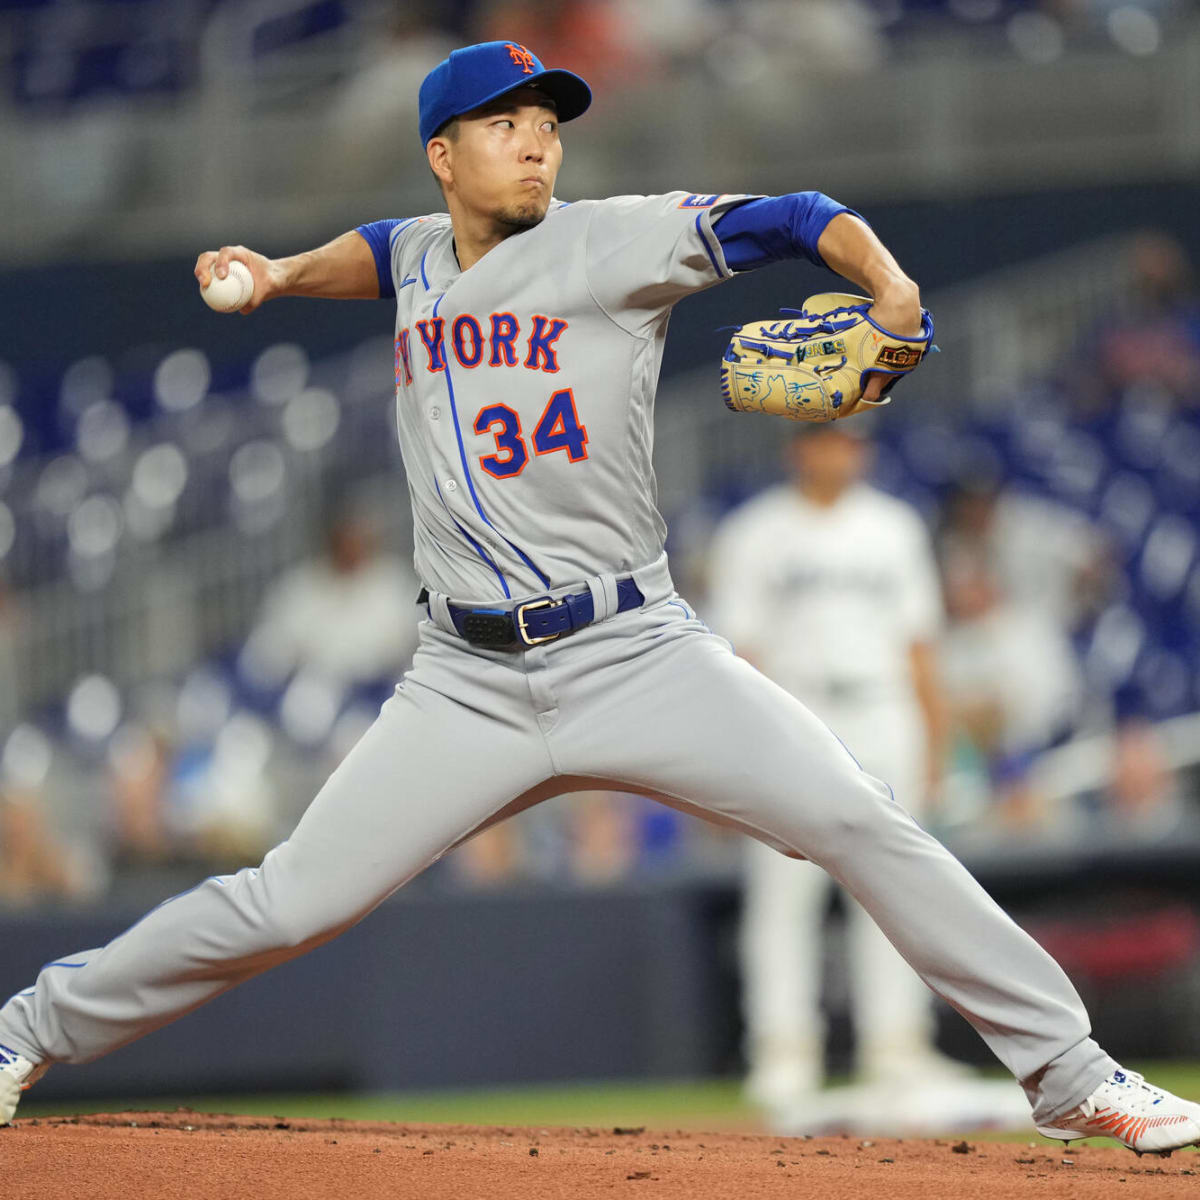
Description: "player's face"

(440, 90), (563, 231)
(790, 430), (869, 494)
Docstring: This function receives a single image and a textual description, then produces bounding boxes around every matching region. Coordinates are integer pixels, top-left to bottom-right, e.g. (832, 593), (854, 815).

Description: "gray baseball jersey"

(0, 193), (1116, 1129)
(388, 192), (752, 600)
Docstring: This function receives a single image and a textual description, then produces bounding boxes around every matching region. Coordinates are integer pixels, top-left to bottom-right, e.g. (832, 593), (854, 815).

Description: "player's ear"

(427, 137), (453, 191)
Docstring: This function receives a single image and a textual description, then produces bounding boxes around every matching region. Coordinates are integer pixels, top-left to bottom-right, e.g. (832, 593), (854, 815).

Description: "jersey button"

(444, 479), (458, 492)
(429, 406), (440, 421)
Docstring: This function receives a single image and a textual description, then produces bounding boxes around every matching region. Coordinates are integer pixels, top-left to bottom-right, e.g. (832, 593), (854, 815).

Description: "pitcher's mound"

(2, 1108), (1195, 1199)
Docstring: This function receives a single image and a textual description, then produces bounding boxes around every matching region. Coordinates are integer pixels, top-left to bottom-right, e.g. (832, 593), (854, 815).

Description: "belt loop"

(428, 591), (456, 636)
(585, 577), (606, 621)
(587, 573), (619, 622)
(598, 572), (619, 619)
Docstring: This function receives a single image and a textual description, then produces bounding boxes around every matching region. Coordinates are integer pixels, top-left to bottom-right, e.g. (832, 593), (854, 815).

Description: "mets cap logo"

(507, 43), (536, 74)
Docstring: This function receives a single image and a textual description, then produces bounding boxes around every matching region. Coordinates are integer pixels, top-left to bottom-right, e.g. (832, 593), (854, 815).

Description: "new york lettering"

(397, 312), (568, 381)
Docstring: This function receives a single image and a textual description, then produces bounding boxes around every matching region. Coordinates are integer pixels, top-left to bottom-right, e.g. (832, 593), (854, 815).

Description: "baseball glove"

(720, 292), (935, 423)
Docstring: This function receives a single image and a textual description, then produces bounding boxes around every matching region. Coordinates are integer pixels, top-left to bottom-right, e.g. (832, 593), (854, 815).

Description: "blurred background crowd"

(1, 0), (1200, 1113)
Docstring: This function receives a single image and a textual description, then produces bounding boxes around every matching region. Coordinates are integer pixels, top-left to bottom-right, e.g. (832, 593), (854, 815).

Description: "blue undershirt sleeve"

(355, 219), (400, 299)
(712, 193), (864, 272)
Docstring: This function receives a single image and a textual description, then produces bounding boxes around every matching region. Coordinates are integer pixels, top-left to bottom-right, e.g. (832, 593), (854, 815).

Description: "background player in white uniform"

(710, 424), (955, 1115)
(2, 40), (1198, 1156)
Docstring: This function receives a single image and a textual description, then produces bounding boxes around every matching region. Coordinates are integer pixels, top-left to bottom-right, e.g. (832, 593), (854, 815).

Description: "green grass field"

(18, 1060), (1200, 1146)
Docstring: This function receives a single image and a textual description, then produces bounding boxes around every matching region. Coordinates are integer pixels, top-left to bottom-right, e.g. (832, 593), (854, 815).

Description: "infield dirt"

(2, 1109), (1198, 1198)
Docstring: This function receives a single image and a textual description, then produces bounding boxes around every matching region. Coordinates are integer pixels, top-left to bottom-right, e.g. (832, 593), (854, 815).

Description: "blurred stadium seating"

(1, 0), (1198, 261)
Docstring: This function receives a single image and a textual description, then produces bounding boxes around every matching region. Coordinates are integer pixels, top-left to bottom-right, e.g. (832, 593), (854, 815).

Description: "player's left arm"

(815, 212), (922, 337)
(713, 194), (922, 401)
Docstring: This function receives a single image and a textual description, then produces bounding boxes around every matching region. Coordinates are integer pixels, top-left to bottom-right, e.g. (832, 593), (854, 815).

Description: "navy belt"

(424, 577), (645, 649)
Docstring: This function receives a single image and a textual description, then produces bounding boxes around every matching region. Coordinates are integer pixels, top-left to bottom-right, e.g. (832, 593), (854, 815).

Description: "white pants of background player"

(741, 694), (944, 1106)
(0, 557), (1113, 1127)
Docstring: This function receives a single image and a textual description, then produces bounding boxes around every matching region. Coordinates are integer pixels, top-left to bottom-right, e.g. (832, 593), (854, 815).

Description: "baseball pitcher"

(2, 40), (1197, 1155)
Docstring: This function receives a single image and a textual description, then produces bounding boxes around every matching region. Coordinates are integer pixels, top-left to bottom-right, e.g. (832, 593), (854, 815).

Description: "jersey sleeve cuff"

(355, 219), (400, 299)
(695, 195), (760, 280)
(713, 193), (867, 272)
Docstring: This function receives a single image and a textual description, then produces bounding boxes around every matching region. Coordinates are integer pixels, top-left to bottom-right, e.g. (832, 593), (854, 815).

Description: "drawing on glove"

(780, 378), (828, 417)
(735, 370), (826, 418)
(733, 368), (767, 410)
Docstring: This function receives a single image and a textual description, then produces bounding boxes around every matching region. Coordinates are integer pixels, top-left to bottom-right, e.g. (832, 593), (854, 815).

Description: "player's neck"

(796, 479), (851, 508)
(450, 229), (501, 272)
(447, 208), (527, 272)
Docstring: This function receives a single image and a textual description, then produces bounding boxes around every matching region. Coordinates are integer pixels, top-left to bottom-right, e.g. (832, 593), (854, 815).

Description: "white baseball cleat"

(0, 1043), (46, 1125)
(1035, 1068), (1200, 1156)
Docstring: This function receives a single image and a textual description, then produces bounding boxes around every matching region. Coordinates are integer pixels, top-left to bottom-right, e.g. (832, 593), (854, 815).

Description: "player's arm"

(193, 229), (384, 312)
(909, 639), (950, 805)
(706, 517), (771, 668)
(714, 194), (921, 400)
(815, 213), (921, 339)
(714, 195), (921, 333)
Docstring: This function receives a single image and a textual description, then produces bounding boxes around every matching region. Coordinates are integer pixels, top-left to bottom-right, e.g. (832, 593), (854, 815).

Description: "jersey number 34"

(473, 389), (588, 479)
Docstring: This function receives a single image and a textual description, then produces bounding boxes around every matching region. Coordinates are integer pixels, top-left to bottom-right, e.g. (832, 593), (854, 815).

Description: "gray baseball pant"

(0, 556), (1114, 1124)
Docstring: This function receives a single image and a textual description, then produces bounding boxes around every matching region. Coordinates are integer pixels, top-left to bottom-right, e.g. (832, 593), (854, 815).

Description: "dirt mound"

(2, 1109), (1196, 1199)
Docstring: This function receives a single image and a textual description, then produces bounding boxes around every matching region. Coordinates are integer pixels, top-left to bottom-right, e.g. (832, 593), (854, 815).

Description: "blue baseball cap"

(418, 40), (592, 146)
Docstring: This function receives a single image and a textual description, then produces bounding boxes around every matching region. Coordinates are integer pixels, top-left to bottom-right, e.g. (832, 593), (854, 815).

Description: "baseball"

(201, 260), (254, 312)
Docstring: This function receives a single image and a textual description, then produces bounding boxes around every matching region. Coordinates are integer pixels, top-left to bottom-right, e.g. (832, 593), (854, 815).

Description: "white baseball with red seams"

(201, 260), (254, 312)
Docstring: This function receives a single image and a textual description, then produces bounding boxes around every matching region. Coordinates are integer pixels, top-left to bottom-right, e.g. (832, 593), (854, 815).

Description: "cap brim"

(523, 68), (591, 123)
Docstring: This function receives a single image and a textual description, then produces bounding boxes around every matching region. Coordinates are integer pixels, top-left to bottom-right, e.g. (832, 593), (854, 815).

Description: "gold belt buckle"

(515, 597), (560, 647)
